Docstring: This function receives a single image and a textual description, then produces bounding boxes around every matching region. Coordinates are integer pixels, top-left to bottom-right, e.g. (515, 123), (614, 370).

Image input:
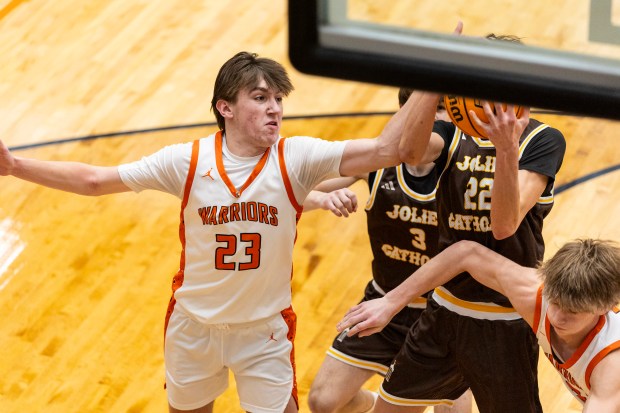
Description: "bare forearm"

(383, 241), (475, 309)
(399, 91), (440, 164)
(337, 240), (519, 338)
(384, 240), (515, 309)
(312, 176), (362, 192)
(490, 146), (520, 239)
(12, 157), (126, 196)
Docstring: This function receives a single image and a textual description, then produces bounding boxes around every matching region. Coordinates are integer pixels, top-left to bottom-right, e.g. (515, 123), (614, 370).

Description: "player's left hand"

(318, 188), (358, 217)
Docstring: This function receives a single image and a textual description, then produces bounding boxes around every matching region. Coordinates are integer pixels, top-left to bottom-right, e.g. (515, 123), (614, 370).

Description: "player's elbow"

(398, 142), (422, 165)
(79, 170), (110, 196)
(451, 241), (483, 273)
(79, 176), (103, 196)
(492, 223), (518, 240)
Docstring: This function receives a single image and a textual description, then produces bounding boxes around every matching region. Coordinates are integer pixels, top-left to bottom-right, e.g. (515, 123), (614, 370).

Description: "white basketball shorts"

(164, 307), (297, 412)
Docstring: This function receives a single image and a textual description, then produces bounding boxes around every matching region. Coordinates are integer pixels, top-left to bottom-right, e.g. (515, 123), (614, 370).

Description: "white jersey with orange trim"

(119, 131), (346, 324)
(533, 286), (620, 404)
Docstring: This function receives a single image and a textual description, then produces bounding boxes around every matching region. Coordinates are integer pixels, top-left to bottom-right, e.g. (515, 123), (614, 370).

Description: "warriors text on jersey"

(118, 131), (346, 324)
(533, 286), (620, 403)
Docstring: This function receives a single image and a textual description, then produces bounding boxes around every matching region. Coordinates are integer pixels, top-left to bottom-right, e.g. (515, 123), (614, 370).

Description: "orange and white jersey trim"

(533, 285), (620, 404)
(173, 133), (301, 324)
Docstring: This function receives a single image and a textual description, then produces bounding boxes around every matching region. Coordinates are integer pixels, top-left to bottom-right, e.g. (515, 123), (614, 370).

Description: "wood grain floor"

(0, 1), (618, 412)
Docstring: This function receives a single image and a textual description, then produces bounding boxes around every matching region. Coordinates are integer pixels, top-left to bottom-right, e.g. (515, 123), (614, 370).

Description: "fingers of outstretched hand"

(468, 107), (487, 131)
(327, 197), (345, 217)
(337, 304), (363, 331)
(347, 319), (378, 338)
(453, 21), (463, 35)
(339, 189), (358, 214)
(0, 139), (15, 176)
(327, 189), (358, 217)
(518, 106), (531, 124)
(336, 304), (382, 338)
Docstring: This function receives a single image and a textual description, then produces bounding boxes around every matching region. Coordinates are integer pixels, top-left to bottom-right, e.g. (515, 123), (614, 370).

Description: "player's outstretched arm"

(398, 22), (462, 166)
(337, 240), (539, 337)
(584, 350), (620, 413)
(0, 139), (130, 196)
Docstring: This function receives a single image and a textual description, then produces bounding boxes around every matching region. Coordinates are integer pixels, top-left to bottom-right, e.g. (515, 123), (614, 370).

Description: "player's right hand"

(336, 297), (398, 338)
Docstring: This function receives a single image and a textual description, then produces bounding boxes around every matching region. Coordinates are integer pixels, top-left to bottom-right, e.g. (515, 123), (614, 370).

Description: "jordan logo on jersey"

(266, 332), (278, 343)
(380, 181), (396, 191)
(202, 167), (215, 180)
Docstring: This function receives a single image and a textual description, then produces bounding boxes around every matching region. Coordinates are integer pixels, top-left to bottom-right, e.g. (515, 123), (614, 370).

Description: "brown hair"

(541, 239), (620, 313)
(398, 87), (414, 108)
(210, 52), (294, 130)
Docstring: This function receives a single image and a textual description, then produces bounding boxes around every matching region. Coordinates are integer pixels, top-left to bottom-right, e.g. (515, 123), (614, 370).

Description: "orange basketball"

(443, 95), (524, 138)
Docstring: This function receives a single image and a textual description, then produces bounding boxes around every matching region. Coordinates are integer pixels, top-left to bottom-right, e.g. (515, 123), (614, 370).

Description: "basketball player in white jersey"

(0, 51), (424, 413)
(337, 238), (620, 412)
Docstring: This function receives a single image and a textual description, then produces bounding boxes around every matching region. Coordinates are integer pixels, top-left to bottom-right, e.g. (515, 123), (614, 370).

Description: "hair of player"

(210, 51), (294, 130)
(541, 239), (620, 313)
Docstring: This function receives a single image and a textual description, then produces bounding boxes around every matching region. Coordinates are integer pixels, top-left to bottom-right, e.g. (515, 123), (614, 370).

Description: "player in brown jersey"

(338, 238), (620, 413)
(352, 33), (566, 413)
(303, 90), (472, 413)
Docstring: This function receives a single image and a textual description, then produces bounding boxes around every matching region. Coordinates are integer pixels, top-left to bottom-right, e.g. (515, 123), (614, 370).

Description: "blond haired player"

(338, 238), (620, 412)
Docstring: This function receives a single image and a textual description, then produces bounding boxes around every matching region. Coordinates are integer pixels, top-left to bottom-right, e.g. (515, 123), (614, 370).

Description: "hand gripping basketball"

(443, 95), (524, 138)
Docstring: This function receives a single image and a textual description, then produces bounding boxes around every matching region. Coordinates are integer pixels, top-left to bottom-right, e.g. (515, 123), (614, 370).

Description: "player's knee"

(307, 385), (338, 413)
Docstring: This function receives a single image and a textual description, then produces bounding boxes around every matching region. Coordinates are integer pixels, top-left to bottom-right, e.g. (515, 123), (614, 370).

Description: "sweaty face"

(226, 78), (284, 155)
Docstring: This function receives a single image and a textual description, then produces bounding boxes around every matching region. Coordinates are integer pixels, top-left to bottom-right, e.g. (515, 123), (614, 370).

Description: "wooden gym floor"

(0, 1), (618, 412)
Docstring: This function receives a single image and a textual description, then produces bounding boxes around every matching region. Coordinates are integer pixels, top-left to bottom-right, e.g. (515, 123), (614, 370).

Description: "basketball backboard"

(289, 0), (620, 120)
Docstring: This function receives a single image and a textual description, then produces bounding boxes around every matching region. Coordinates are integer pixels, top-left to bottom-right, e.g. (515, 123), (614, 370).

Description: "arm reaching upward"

(399, 91), (446, 165)
(398, 22), (463, 166)
(338, 94), (419, 176)
(469, 103), (547, 239)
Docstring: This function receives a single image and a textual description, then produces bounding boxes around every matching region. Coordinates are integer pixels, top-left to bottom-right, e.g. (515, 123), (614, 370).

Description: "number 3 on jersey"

(409, 228), (427, 250)
(215, 233), (261, 270)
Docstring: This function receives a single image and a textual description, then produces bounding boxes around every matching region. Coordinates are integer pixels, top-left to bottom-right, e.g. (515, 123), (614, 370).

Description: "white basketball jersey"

(173, 132), (302, 324)
(533, 286), (620, 404)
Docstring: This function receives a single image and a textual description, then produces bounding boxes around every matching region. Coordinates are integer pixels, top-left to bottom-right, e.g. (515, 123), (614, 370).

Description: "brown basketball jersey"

(365, 164), (441, 292)
(432, 119), (566, 306)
